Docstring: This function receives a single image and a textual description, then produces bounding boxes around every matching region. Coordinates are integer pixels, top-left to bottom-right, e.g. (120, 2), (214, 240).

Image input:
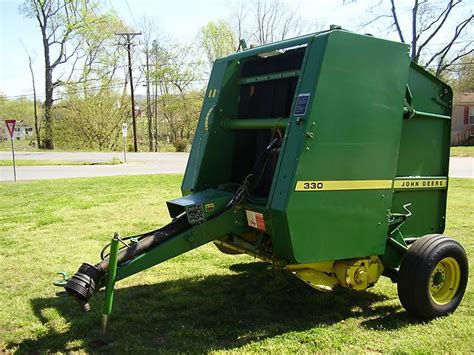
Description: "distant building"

(0, 120), (33, 141)
(452, 92), (474, 146)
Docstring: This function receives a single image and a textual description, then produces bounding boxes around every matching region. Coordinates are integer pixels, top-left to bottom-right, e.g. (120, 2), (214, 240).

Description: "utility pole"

(144, 50), (153, 152)
(152, 40), (159, 152)
(116, 32), (142, 152)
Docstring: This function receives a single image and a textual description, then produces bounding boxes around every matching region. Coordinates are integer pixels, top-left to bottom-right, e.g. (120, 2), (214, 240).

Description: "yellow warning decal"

(295, 180), (392, 191)
(393, 178), (447, 189)
(295, 178), (448, 191)
(205, 203), (215, 212)
(207, 89), (218, 98)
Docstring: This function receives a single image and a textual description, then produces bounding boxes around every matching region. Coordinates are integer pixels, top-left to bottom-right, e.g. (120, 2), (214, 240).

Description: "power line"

(2, 76), (209, 100)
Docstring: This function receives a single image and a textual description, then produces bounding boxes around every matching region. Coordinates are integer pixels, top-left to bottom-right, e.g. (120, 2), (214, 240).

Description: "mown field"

(0, 175), (472, 353)
(450, 146), (474, 157)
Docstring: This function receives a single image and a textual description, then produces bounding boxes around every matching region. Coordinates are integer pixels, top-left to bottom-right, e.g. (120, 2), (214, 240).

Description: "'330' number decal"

(303, 182), (324, 190)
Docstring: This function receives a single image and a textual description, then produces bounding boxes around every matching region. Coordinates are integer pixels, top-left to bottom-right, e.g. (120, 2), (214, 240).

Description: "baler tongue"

(64, 189), (236, 309)
(64, 214), (192, 308)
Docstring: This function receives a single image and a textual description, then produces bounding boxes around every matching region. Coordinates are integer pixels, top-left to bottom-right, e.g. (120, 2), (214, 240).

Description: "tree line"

(2, 0), (472, 151)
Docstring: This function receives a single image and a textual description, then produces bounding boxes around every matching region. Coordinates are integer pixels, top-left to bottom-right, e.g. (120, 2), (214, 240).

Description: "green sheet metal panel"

(180, 29), (451, 265)
(390, 64), (452, 239)
(182, 59), (237, 195)
(268, 34), (328, 260)
(284, 31), (410, 263)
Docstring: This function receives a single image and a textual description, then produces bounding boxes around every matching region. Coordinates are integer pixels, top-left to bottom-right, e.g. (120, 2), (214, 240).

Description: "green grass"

(450, 146), (474, 157)
(0, 176), (472, 353)
(0, 139), (40, 152)
(0, 158), (123, 166)
(0, 140), (110, 153)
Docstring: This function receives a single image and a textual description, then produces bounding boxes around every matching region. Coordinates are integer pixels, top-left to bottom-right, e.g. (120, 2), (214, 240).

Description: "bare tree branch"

(360, 14), (392, 29)
(390, 0), (405, 43)
(411, 0), (419, 60)
(424, 15), (473, 68)
(415, 0), (461, 62)
(435, 42), (473, 77)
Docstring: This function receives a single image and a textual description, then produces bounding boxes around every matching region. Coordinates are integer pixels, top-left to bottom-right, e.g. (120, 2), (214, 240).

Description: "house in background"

(451, 92), (474, 146)
(0, 120), (33, 141)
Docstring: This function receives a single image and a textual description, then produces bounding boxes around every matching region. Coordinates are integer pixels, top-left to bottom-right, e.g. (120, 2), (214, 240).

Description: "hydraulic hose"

(65, 215), (190, 306)
(95, 214), (190, 272)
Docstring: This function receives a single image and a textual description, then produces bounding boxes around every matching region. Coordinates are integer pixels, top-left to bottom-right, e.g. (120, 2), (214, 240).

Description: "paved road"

(0, 152), (189, 181)
(0, 152), (472, 181)
(449, 157), (473, 179)
(0, 151), (188, 163)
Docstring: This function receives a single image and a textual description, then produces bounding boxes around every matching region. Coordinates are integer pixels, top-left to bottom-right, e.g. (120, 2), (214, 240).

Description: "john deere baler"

(64, 28), (468, 333)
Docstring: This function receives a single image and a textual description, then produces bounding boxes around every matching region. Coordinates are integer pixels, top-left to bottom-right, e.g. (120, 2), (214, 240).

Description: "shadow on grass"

(9, 262), (415, 352)
(359, 311), (426, 330)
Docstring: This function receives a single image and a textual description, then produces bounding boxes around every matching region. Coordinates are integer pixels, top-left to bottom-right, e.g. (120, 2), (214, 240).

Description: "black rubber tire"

(397, 234), (468, 319)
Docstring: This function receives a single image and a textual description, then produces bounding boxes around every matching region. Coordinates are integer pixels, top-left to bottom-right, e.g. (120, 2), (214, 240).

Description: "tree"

(228, 0), (305, 46)
(25, 51), (41, 147)
(198, 20), (237, 70)
(72, 13), (127, 91)
(140, 17), (156, 151)
(362, 0), (473, 78)
(146, 39), (205, 148)
(56, 89), (129, 150)
(0, 96), (36, 130)
(20, 0), (105, 149)
(450, 54), (474, 92)
(55, 14), (131, 150)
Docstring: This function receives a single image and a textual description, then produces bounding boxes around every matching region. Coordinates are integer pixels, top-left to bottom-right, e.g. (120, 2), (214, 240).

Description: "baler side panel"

(391, 63), (452, 238)
(286, 32), (410, 263)
(182, 60), (237, 195)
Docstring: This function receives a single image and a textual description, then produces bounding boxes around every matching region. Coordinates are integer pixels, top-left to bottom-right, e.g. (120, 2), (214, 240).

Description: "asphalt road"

(0, 151), (188, 163)
(0, 152), (472, 181)
(0, 152), (189, 181)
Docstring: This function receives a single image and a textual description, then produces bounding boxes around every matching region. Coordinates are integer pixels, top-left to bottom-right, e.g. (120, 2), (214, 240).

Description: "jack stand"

(53, 272), (70, 298)
(90, 232), (120, 348)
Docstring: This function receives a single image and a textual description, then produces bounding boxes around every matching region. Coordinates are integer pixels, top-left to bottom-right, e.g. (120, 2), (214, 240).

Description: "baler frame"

(60, 27), (468, 342)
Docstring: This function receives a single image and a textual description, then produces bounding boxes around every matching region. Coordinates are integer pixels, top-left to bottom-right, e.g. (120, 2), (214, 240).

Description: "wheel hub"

(429, 257), (461, 305)
(432, 270), (445, 286)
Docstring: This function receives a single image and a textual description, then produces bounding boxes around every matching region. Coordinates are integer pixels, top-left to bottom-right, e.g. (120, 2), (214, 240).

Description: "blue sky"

(1, 0), (471, 98)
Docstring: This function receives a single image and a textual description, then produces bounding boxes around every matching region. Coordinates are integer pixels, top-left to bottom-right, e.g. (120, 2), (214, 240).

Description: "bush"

(159, 143), (176, 152)
(173, 139), (189, 152)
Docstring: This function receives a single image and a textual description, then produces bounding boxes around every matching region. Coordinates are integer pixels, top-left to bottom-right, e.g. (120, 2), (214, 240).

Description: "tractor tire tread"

(397, 234), (468, 319)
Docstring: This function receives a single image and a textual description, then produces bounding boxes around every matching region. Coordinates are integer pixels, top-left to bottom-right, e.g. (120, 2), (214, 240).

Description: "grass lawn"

(0, 159), (123, 166)
(450, 146), (474, 157)
(0, 140), (40, 152)
(0, 140), (108, 153)
(0, 175), (472, 353)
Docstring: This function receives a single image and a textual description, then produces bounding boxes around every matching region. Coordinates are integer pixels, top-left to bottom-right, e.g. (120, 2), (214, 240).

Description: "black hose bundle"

(65, 214), (190, 306)
(227, 137), (280, 207)
(95, 214), (190, 272)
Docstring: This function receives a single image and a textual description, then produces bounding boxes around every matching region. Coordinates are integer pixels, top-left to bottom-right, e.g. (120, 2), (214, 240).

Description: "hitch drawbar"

(64, 215), (191, 308)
